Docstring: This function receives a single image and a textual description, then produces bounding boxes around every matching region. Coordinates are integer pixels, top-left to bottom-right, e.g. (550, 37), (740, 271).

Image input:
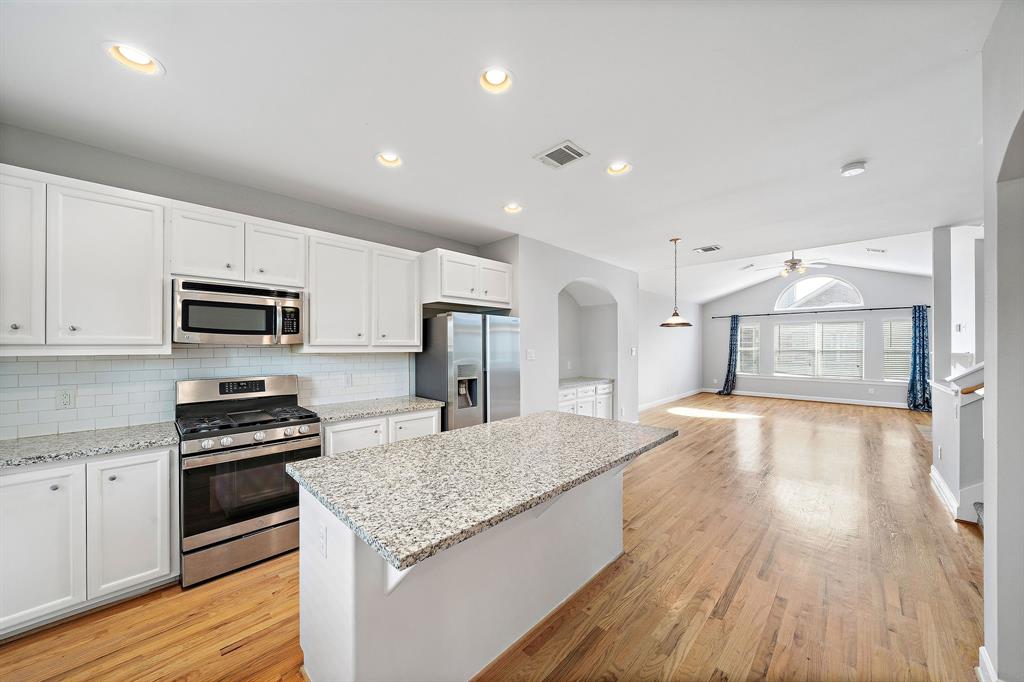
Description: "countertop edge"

(313, 397), (445, 424)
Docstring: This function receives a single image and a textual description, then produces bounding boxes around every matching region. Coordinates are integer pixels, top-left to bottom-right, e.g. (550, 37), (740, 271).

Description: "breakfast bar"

(286, 411), (676, 682)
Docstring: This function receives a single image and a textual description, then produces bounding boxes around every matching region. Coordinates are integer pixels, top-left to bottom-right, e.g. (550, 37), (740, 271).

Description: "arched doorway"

(558, 279), (618, 416)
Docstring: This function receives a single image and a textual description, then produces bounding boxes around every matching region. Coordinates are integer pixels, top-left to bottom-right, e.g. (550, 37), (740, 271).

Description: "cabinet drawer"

(326, 418), (386, 455)
(558, 388), (577, 402)
(576, 385), (597, 398)
(597, 383), (613, 395)
(388, 410), (440, 442)
(575, 397), (596, 417)
(558, 401), (576, 414)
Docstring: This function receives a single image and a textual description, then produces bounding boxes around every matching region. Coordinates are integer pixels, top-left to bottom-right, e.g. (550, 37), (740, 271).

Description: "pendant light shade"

(660, 237), (693, 328)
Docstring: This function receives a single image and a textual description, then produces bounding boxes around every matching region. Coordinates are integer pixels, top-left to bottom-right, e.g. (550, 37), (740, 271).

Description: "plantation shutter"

(737, 323), (759, 375)
(883, 319), (913, 381)
(818, 321), (864, 379)
(774, 323), (815, 376)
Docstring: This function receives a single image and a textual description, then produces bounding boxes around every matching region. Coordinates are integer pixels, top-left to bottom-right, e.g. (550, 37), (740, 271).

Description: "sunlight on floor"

(667, 406), (763, 420)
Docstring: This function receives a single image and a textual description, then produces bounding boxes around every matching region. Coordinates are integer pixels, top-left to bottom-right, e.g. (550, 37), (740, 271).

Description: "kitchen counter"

(287, 411), (675, 570)
(559, 376), (614, 389)
(307, 395), (443, 424)
(0, 421), (179, 469)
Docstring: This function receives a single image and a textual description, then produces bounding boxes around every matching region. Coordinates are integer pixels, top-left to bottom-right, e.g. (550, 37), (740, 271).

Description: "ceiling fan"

(754, 251), (830, 278)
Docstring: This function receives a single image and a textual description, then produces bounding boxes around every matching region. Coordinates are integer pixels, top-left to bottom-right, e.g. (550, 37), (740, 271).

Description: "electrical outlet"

(318, 522), (328, 558)
(341, 373), (353, 388)
(620, 407), (625, 417)
(567, 360), (573, 370)
(868, 388), (876, 395)
(630, 347), (637, 357)
(526, 349), (537, 361)
(938, 445), (943, 460)
(56, 388), (76, 409)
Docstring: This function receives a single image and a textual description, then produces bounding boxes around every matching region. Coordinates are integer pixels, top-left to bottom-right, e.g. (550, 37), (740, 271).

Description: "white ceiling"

(0, 1), (999, 277)
(640, 231), (939, 303)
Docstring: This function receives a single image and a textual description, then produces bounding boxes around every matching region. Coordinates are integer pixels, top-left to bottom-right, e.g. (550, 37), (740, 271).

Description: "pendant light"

(660, 237), (693, 328)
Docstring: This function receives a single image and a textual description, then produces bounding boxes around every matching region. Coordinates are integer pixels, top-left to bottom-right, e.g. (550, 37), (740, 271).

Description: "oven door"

(180, 436), (321, 551)
(174, 288), (279, 345)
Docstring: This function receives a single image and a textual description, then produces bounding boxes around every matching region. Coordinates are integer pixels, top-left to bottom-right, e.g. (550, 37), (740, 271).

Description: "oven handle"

(274, 303), (283, 344)
(182, 435), (322, 469)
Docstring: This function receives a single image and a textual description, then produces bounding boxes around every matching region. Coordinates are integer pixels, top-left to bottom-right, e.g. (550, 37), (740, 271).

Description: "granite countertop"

(310, 395), (444, 424)
(559, 376), (615, 389)
(0, 422), (179, 469)
(287, 412), (676, 570)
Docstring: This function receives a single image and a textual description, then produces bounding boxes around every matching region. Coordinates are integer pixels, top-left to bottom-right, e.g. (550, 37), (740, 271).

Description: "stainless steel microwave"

(172, 279), (303, 345)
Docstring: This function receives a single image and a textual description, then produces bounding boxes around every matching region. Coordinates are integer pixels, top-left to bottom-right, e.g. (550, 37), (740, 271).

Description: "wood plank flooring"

(0, 394), (983, 681)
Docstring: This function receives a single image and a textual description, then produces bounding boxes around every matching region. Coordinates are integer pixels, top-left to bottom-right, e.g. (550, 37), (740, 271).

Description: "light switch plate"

(630, 347), (637, 357)
(526, 349), (537, 361)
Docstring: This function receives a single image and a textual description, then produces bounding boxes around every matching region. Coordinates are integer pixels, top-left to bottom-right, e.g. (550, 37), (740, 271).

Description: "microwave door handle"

(274, 303), (283, 344)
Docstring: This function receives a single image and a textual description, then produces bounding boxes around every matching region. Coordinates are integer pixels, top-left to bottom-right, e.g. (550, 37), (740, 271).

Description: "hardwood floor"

(0, 395), (982, 681)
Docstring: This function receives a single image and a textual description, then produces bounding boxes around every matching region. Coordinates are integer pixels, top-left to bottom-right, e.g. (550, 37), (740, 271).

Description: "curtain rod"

(711, 305), (930, 320)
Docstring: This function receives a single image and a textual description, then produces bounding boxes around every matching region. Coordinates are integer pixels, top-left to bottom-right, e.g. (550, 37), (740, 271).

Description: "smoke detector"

(693, 244), (721, 254)
(534, 140), (589, 169)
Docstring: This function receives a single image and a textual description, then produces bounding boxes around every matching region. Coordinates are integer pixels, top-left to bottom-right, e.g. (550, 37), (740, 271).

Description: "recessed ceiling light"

(840, 160), (866, 177)
(103, 42), (164, 75)
(480, 67), (511, 93)
(503, 202), (523, 214)
(376, 151), (402, 168)
(607, 161), (632, 176)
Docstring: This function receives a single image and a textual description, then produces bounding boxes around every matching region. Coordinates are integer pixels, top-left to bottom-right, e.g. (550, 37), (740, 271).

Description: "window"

(775, 276), (863, 311)
(883, 319), (913, 381)
(737, 323), (760, 375)
(774, 321), (865, 379)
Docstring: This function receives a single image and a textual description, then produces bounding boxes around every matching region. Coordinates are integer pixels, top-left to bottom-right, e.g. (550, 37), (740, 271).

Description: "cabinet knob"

(470, 287), (475, 293)
(9, 323), (19, 330)
(381, 333), (387, 338)
(257, 267), (265, 274)
(49, 484), (60, 491)
(484, 290), (488, 295)
(373, 429), (379, 434)
(225, 263), (233, 269)
(108, 474), (118, 482)
(357, 332), (363, 337)
(398, 425), (404, 430)
(68, 325), (78, 332)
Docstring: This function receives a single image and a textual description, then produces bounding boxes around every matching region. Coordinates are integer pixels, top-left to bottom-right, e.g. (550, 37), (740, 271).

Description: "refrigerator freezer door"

(449, 313), (484, 430)
(485, 316), (521, 422)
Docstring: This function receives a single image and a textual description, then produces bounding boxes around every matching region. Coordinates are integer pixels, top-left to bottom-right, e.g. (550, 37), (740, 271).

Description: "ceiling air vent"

(535, 140), (589, 168)
(865, 247), (887, 254)
(693, 244), (722, 254)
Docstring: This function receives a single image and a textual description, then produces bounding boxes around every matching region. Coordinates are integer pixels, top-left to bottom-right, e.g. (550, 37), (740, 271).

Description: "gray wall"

(637, 291), (701, 409)
(0, 124), (477, 255)
(701, 265), (932, 407)
(558, 291), (583, 378)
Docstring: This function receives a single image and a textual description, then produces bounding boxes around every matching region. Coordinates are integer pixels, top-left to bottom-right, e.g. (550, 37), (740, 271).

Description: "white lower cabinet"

(325, 409), (441, 455)
(86, 449), (171, 599)
(558, 401), (576, 415)
(0, 447), (176, 636)
(575, 397), (596, 417)
(557, 381), (615, 419)
(0, 464), (86, 631)
(595, 395), (613, 419)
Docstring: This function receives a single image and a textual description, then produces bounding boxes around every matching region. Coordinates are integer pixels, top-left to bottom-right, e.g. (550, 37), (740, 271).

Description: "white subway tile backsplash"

(0, 347), (411, 440)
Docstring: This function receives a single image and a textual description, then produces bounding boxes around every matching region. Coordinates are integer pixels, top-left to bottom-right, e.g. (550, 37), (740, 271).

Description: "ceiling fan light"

(780, 269), (790, 277)
(797, 266), (807, 274)
(660, 310), (692, 328)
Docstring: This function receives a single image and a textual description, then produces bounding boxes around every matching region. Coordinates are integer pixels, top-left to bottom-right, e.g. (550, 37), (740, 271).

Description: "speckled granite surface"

(287, 411), (676, 570)
(559, 377), (614, 389)
(0, 422), (179, 469)
(309, 395), (444, 424)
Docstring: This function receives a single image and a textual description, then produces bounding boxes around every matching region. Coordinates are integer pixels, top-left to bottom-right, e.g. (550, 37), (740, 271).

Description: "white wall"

(950, 225), (984, 359)
(700, 265), (932, 407)
(480, 236), (640, 422)
(579, 303), (618, 380)
(557, 291), (583, 378)
(638, 291), (701, 409)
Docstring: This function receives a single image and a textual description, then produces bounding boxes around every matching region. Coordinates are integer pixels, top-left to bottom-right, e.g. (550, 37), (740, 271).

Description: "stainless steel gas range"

(174, 375), (320, 587)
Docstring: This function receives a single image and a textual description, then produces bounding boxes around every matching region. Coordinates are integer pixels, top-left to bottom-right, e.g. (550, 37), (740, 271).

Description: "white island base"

(298, 464), (626, 682)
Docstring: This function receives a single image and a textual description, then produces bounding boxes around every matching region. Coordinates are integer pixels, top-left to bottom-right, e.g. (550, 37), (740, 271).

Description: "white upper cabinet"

(420, 249), (513, 308)
(307, 235), (370, 347)
(245, 221), (306, 287)
(169, 208), (245, 280)
(46, 185), (164, 346)
(0, 171), (46, 345)
(0, 464), (86, 631)
(373, 249), (420, 347)
(86, 449), (171, 599)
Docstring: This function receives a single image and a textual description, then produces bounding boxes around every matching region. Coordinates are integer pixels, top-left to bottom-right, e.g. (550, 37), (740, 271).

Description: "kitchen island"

(287, 411), (676, 682)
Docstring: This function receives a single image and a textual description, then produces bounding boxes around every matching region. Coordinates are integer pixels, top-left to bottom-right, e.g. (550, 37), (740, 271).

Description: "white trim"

(638, 389), (701, 411)
(976, 646), (1001, 682)
(700, 388), (907, 409)
(948, 361), (985, 384)
(930, 466), (959, 517)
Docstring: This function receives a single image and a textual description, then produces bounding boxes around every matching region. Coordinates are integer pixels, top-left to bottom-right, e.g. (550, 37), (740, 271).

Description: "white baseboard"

(976, 646), (1001, 682)
(930, 466), (959, 517)
(699, 388), (908, 410)
(639, 389), (701, 412)
(957, 481), (983, 522)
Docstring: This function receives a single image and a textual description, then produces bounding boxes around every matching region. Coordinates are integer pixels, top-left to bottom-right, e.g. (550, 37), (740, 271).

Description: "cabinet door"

(245, 222), (306, 287)
(576, 397), (596, 417)
(0, 173), (46, 345)
(388, 410), (439, 442)
(478, 262), (512, 304)
(558, 401), (576, 414)
(169, 208), (244, 280)
(440, 252), (479, 299)
(0, 464), (86, 630)
(326, 418), (387, 455)
(373, 249), (420, 347)
(595, 395), (613, 419)
(86, 449), (171, 599)
(307, 236), (370, 346)
(47, 185), (164, 345)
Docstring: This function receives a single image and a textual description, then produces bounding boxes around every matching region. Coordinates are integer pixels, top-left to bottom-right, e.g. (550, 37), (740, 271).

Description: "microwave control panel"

(281, 307), (300, 335)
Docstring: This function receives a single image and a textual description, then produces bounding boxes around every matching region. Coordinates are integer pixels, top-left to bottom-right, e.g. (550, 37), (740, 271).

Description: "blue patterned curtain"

(718, 314), (739, 395)
(907, 304), (932, 411)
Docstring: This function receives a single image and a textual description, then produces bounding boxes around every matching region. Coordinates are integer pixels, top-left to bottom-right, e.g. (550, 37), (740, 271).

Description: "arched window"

(774, 276), (863, 311)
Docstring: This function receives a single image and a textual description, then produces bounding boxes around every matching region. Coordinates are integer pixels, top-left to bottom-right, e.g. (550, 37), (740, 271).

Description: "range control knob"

(219, 436), (234, 447)
(298, 425), (310, 434)
(283, 427), (295, 437)
(253, 431), (266, 442)
(200, 439), (215, 450)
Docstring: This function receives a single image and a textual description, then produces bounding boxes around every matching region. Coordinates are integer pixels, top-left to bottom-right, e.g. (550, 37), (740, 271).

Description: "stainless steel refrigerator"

(415, 312), (521, 431)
